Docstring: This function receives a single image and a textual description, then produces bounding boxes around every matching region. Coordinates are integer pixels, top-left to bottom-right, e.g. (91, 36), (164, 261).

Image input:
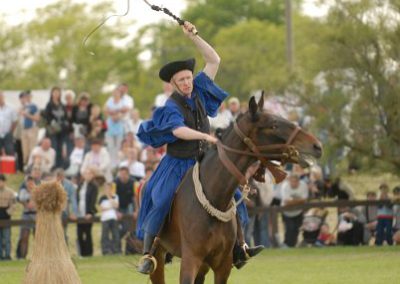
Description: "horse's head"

(236, 93), (322, 168)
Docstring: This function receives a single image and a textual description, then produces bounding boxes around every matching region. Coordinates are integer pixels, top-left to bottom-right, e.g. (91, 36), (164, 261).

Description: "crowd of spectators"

(0, 88), (399, 261)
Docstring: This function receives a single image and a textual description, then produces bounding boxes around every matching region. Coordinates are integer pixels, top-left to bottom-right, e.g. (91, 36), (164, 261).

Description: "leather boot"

(232, 242), (264, 269)
(137, 234), (157, 274)
(233, 215), (264, 269)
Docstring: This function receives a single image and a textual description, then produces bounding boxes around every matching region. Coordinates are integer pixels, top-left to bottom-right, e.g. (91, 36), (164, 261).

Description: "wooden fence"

(1, 199), (398, 248)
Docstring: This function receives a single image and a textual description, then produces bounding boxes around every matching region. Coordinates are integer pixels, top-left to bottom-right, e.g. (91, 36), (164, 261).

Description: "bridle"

(216, 121), (301, 186)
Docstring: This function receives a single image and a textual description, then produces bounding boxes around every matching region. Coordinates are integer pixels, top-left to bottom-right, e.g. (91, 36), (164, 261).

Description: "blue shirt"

(137, 72), (229, 148)
(23, 103), (38, 129)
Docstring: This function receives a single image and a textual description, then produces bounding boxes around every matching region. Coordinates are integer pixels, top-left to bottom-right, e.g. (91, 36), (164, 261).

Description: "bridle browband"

(216, 121), (301, 186)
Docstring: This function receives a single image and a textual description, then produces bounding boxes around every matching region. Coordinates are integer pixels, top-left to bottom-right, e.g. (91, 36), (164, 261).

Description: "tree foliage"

(2, 0), (400, 174)
(18, 0), (141, 103)
(303, 0), (400, 173)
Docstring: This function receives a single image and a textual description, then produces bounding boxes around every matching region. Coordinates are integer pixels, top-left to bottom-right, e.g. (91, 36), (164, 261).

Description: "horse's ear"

(258, 91), (265, 111)
(249, 96), (259, 121)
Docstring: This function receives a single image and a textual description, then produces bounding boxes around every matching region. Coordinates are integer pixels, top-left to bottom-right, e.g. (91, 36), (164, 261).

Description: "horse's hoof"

(246, 245), (264, 258)
(137, 254), (157, 275)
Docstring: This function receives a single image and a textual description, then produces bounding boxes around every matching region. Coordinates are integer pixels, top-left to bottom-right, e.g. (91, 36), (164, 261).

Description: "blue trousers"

(375, 218), (393, 245)
(0, 226), (11, 258)
(137, 155), (249, 239)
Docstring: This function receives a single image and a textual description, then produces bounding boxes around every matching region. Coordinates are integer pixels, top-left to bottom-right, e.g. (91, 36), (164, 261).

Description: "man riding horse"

(136, 21), (263, 274)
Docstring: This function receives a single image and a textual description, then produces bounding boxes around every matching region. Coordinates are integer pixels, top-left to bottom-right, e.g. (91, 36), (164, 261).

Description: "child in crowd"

(16, 176), (37, 259)
(392, 186), (400, 245)
(375, 184), (393, 246)
(316, 224), (335, 246)
(99, 182), (120, 255)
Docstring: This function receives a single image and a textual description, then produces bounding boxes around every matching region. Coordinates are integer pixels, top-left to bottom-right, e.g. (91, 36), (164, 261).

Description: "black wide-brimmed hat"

(159, 58), (196, 82)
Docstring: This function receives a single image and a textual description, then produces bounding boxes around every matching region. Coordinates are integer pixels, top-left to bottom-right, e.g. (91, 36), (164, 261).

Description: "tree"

(0, 18), (26, 89)
(303, 0), (400, 174)
(184, 0), (301, 40)
(214, 20), (287, 97)
(21, 0), (139, 101)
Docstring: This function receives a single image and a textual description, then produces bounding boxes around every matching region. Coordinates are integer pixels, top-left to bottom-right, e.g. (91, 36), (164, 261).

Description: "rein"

(216, 121), (301, 186)
(192, 121), (300, 221)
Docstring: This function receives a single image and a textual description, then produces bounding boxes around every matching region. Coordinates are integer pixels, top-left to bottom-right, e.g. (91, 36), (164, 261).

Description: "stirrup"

(242, 243), (250, 260)
(137, 254), (158, 274)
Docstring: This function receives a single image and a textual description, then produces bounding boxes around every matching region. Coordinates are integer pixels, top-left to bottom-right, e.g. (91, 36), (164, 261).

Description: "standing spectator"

(105, 89), (126, 170)
(115, 166), (136, 254)
(119, 148), (145, 181)
(99, 182), (120, 255)
(281, 174), (309, 247)
(63, 90), (75, 157)
(27, 138), (56, 173)
(154, 82), (173, 108)
(253, 176), (273, 248)
(244, 165), (273, 248)
(76, 168), (98, 257)
(14, 108), (24, 172)
(0, 92), (18, 156)
(16, 175), (37, 259)
(0, 174), (16, 260)
(43, 87), (68, 168)
(88, 104), (104, 134)
(375, 187), (393, 246)
(359, 191), (378, 245)
(118, 83), (134, 132)
(88, 117), (106, 145)
(71, 93), (92, 139)
(227, 97), (241, 121)
(54, 168), (78, 242)
(392, 186), (400, 245)
(81, 139), (112, 182)
(19, 91), (40, 166)
(209, 102), (232, 131)
(131, 108), (143, 135)
(65, 136), (86, 179)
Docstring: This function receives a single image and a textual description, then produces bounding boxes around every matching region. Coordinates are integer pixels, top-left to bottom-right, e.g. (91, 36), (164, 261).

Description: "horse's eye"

(271, 124), (277, 130)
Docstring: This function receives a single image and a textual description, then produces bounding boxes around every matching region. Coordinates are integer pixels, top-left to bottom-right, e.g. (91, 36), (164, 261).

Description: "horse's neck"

(199, 129), (256, 210)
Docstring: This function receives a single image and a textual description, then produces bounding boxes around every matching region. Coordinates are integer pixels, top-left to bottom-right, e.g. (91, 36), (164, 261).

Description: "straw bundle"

(23, 181), (81, 284)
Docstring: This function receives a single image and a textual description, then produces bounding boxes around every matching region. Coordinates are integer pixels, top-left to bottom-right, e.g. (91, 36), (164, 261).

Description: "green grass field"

(1, 247), (399, 284)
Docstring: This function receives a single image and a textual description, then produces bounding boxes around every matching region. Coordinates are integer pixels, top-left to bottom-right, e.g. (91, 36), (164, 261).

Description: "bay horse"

(146, 94), (322, 284)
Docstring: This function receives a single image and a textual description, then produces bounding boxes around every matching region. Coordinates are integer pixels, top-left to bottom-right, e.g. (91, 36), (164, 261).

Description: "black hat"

(159, 58), (196, 82)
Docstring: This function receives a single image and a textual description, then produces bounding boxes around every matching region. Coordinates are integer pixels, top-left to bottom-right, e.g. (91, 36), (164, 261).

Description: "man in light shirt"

(118, 83), (134, 132)
(154, 82), (173, 108)
(80, 139), (112, 182)
(19, 91), (40, 164)
(27, 138), (56, 173)
(281, 173), (309, 247)
(0, 92), (17, 156)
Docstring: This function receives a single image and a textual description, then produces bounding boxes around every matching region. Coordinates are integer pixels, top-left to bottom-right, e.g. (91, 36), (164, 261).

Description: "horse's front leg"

(180, 251), (203, 284)
(194, 263), (210, 284)
(212, 252), (233, 284)
(150, 246), (166, 284)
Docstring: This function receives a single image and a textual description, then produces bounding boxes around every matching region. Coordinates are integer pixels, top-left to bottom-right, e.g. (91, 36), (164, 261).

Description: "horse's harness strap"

(216, 141), (247, 186)
(216, 121), (301, 185)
